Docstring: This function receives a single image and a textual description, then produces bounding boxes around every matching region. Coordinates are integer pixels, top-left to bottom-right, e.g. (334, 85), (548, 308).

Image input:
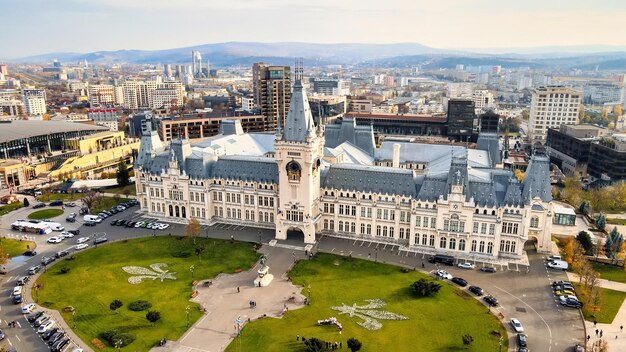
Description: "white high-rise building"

(88, 84), (116, 106)
(123, 80), (158, 109)
(23, 96), (46, 116)
(529, 86), (581, 145)
(473, 90), (495, 112)
(152, 81), (185, 109)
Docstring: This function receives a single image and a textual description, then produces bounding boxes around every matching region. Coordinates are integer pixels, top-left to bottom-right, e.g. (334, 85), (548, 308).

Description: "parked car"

(41, 256), (55, 265)
(27, 265), (41, 275)
(75, 243), (89, 250)
(21, 303), (36, 314)
(55, 249), (70, 258)
(480, 266), (497, 273)
(552, 280), (573, 287)
(559, 296), (583, 308)
(51, 337), (70, 352)
(59, 231), (74, 238)
(65, 202), (76, 207)
(47, 332), (64, 346)
(68, 229), (80, 236)
(435, 270), (452, 280)
(13, 294), (22, 304)
(94, 237), (108, 244)
(457, 262), (475, 270)
(66, 213), (76, 222)
(516, 334), (528, 348)
(510, 318), (524, 333)
(27, 311), (45, 323)
(23, 250), (37, 257)
(16, 276), (30, 286)
(33, 202), (46, 209)
(76, 237), (90, 244)
(126, 221), (136, 227)
(555, 289), (576, 296)
(41, 327), (59, 340)
(468, 285), (484, 296)
(483, 295), (499, 306)
(548, 260), (569, 270)
(118, 220), (127, 226)
(547, 255), (562, 261)
(47, 236), (63, 244)
(37, 320), (55, 334)
(451, 277), (468, 287)
(84, 220), (97, 227)
(110, 219), (119, 226)
(33, 314), (50, 327)
(49, 200), (64, 206)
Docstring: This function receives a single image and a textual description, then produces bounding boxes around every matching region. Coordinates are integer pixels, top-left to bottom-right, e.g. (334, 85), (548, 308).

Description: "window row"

(415, 216), (437, 229)
(472, 222), (495, 235)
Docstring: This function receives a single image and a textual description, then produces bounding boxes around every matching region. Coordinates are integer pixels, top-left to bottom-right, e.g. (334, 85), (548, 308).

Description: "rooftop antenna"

(294, 57), (304, 82)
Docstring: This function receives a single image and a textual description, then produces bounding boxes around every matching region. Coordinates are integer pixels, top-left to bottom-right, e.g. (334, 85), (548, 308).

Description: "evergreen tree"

(116, 161), (130, 187)
(596, 213), (607, 231)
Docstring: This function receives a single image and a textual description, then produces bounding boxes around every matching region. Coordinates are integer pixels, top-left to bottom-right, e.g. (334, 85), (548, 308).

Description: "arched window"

(491, 210), (496, 215)
(487, 242), (493, 254)
(351, 222), (356, 233)
(324, 219), (329, 230)
(389, 227), (394, 238)
(382, 226), (388, 237)
(338, 221), (344, 232)
(182, 207), (186, 218)
(329, 220), (334, 230)
(440, 237), (447, 248)
(376, 225), (382, 236)
(530, 216), (539, 228)
(175, 206), (180, 217)
(429, 235), (435, 247)
(286, 161), (302, 182)
(483, 210), (487, 215)
(459, 239), (466, 251)
(449, 238), (456, 250)
(169, 205), (173, 217)
(361, 223), (366, 234)
(471, 240), (477, 252)
(479, 241), (485, 253)
(505, 241), (511, 252)
(500, 240), (505, 251)
(475, 209), (479, 214)
(366, 224), (371, 235)
(511, 241), (517, 253)
(422, 234), (428, 246)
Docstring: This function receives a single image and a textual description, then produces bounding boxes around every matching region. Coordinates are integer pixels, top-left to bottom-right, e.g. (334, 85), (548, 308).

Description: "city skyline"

(2, 0), (626, 59)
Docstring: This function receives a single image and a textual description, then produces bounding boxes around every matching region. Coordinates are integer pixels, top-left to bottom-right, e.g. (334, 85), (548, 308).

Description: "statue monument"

(253, 255), (274, 287)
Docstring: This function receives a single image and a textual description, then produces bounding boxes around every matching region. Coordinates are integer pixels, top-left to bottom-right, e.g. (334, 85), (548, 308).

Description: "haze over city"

(2, 0), (626, 58)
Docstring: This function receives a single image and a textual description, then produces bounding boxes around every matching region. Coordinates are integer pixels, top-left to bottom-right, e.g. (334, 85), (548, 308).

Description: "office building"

(479, 110), (500, 133)
(546, 124), (609, 175)
(252, 63), (291, 131)
(88, 84), (117, 106)
(311, 78), (350, 96)
(473, 90), (495, 112)
(447, 99), (476, 141)
(308, 95), (346, 124)
(528, 86), (581, 145)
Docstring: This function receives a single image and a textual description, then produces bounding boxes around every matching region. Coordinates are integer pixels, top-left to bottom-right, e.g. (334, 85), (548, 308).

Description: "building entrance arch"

(286, 227), (305, 242)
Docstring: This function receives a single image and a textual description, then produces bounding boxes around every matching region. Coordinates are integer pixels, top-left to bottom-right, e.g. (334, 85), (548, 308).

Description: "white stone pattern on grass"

(122, 263), (177, 284)
(331, 299), (408, 331)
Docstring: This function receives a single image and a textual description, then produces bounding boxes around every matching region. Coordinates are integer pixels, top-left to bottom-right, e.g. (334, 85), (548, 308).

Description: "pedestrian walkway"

(152, 245), (308, 352)
(567, 272), (626, 351)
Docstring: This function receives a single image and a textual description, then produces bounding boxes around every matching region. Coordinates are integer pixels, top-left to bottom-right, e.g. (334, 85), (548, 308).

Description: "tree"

(122, 187), (131, 199)
(80, 187), (101, 213)
(596, 213), (607, 231)
(146, 310), (161, 326)
(514, 169), (525, 183)
(576, 231), (594, 255)
(605, 227), (624, 262)
(23, 198), (29, 207)
(347, 338), (362, 352)
(462, 334), (474, 346)
(185, 218), (201, 245)
(195, 242), (206, 261)
(109, 299), (123, 314)
(116, 161), (130, 187)
(564, 237), (587, 274)
(410, 278), (442, 297)
(579, 201), (590, 215)
(112, 194), (121, 205)
(304, 338), (327, 352)
(0, 244), (9, 265)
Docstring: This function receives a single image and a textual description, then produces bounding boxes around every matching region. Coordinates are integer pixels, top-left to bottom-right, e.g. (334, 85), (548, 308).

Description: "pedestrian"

(368, 253), (371, 259)
(296, 334), (299, 341)
(340, 342), (342, 349)
(596, 329), (599, 337)
(237, 286), (240, 293)
(587, 335), (591, 341)
(616, 335), (618, 340)
(600, 330), (603, 338)
(305, 249), (308, 256)
(621, 325), (624, 332)
(421, 262), (425, 268)
(594, 320), (598, 327)
(231, 234), (234, 241)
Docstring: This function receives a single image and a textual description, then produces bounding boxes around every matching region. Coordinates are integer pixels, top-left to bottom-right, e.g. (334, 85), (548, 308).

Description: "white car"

(76, 237), (90, 244)
(47, 236), (63, 244)
(37, 320), (55, 334)
(435, 270), (453, 280)
(75, 243), (89, 250)
(510, 318), (524, 333)
(59, 231), (74, 238)
(134, 221), (145, 228)
(458, 262), (475, 270)
(72, 349), (84, 352)
(12, 286), (22, 296)
(21, 302), (36, 314)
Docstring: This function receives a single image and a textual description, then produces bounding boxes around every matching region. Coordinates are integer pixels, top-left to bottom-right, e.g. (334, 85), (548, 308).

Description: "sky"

(2, 0), (626, 58)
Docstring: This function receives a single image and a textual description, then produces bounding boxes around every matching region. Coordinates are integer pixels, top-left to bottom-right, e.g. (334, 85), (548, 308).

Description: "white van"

(548, 260), (569, 270)
(83, 215), (102, 223)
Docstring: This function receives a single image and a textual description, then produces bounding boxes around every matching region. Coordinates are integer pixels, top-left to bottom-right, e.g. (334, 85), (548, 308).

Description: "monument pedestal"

(253, 273), (274, 287)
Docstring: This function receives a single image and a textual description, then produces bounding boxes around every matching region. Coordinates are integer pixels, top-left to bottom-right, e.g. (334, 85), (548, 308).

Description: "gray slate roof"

(0, 120), (108, 142)
(322, 164), (418, 197)
(282, 80), (316, 142)
(210, 155), (278, 183)
(476, 133), (501, 167)
(522, 154), (553, 203)
(325, 118), (376, 155)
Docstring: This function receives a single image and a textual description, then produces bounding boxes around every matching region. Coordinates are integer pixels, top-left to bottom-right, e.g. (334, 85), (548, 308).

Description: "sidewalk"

(567, 272), (626, 351)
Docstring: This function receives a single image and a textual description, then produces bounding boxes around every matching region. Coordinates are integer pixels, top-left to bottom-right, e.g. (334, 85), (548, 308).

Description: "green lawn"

(38, 193), (83, 202)
(27, 208), (64, 220)
(592, 262), (626, 284)
(35, 236), (259, 351)
(106, 184), (136, 197)
(92, 196), (128, 213)
(0, 237), (36, 257)
(227, 254), (507, 352)
(607, 218), (626, 226)
(576, 283), (626, 324)
(0, 202), (24, 216)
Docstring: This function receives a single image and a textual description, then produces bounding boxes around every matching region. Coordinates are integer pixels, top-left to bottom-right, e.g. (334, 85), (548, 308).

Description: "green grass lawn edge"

(0, 237), (37, 258)
(576, 283), (626, 324)
(27, 208), (64, 219)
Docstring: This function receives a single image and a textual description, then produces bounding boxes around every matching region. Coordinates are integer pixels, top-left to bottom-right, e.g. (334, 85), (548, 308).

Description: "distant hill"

(12, 42), (626, 70)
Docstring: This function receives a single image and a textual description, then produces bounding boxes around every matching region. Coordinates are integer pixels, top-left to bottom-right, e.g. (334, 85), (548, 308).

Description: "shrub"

(23, 198), (30, 207)
(59, 267), (71, 274)
(462, 334), (474, 346)
(304, 337), (327, 352)
(99, 330), (135, 347)
(171, 250), (192, 258)
(146, 310), (161, 325)
(410, 278), (442, 297)
(110, 299), (123, 313)
(347, 337), (362, 352)
(128, 300), (152, 311)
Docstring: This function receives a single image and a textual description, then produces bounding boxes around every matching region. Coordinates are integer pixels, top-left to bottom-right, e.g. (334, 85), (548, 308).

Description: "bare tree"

(122, 187), (131, 199)
(80, 187), (101, 213)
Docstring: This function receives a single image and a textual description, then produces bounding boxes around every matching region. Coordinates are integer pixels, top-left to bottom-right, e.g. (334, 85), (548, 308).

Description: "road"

(0, 201), (585, 352)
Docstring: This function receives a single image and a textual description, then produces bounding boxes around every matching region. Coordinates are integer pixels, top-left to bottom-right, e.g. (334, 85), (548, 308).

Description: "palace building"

(135, 73), (555, 263)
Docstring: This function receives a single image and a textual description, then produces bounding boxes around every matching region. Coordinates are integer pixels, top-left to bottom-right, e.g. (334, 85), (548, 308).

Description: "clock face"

(453, 204), (458, 209)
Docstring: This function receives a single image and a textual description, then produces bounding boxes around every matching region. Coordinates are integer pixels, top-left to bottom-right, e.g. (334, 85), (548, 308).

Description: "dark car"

(55, 250), (70, 258)
(118, 220), (127, 226)
(110, 208), (119, 214)
(126, 221), (136, 227)
(480, 266), (497, 273)
(41, 327), (59, 340)
(27, 311), (45, 323)
(24, 250), (38, 256)
(110, 219), (119, 226)
(12, 294), (22, 304)
(484, 295), (499, 307)
(68, 229), (80, 236)
(552, 280), (573, 287)
(47, 332), (64, 346)
(78, 207), (88, 215)
(51, 337), (70, 352)
(468, 285), (484, 296)
(517, 334), (528, 347)
(41, 256), (55, 265)
(94, 237), (108, 244)
(451, 277), (468, 287)
(49, 200), (64, 206)
(33, 202), (46, 209)
(84, 221), (97, 227)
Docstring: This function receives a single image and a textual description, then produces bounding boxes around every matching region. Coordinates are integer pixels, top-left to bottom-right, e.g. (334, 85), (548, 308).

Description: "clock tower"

(274, 62), (324, 244)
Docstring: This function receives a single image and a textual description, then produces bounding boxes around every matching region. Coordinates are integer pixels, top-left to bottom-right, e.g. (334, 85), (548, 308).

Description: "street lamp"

(498, 336), (503, 352)
(258, 230), (262, 245)
(185, 305), (191, 327)
(190, 265), (195, 280)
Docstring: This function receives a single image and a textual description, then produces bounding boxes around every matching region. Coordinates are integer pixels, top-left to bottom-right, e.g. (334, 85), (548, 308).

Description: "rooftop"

(0, 120), (108, 142)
